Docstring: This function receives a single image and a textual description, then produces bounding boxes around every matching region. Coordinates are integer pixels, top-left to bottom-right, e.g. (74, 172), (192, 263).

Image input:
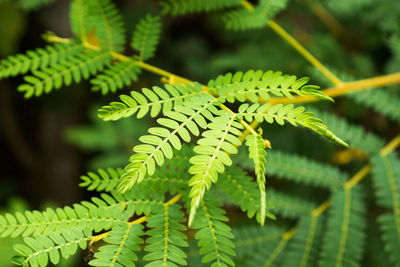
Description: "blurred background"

(0, 0), (399, 266)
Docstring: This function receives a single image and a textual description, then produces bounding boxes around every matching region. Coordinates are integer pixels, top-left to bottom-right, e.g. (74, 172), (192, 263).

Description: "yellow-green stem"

(267, 21), (342, 86)
(268, 72), (400, 104)
(240, 1), (341, 86)
(90, 194), (181, 244)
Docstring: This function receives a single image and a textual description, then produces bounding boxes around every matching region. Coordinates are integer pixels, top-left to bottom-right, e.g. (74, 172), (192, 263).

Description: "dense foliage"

(0, 0), (399, 266)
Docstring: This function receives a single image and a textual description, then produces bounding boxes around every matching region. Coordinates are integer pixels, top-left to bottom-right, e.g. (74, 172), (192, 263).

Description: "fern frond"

(16, 0), (56, 11)
(233, 224), (285, 258)
(371, 153), (400, 211)
(80, 146), (194, 194)
(70, 0), (91, 41)
(307, 107), (384, 154)
(0, 42), (85, 79)
(245, 134), (268, 225)
(245, 229), (293, 267)
(0, 193), (132, 238)
(371, 153), (400, 264)
(348, 88), (400, 124)
(160, 0), (242, 16)
(131, 15), (161, 61)
(118, 95), (218, 194)
(12, 228), (90, 266)
(309, 67), (400, 124)
(17, 51), (112, 98)
(116, 185), (167, 216)
(378, 213), (400, 264)
(266, 150), (348, 189)
(89, 0), (125, 52)
(236, 103), (348, 147)
(188, 112), (244, 225)
(98, 82), (204, 121)
(325, 0), (374, 15)
(217, 166), (274, 223)
(281, 215), (325, 267)
(319, 187), (366, 266)
(191, 196), (235, 266)
(79, 167), (125, 192)
(90, 60), (141, 94)
(208, 70), (333, 103)
(222, 0), (289, 31)
(89, 223), (144, 267)
(268, 190), (315, 219)
(144, 204), (188, 266)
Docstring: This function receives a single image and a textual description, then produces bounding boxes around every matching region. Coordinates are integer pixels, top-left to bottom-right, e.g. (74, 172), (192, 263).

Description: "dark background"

(0, 0), (399, 266)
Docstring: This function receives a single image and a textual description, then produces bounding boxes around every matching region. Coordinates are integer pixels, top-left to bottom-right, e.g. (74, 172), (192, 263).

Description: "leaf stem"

(89, 194), (181, 244)
(268, 72), (400, 104)
(241, 1), (342, 86)
(267, 21), (342, 86)
(279, 134), (400, 246)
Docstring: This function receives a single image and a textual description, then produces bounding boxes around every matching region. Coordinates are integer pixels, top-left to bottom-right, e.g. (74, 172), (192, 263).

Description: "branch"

(277, 134), (400, 246)
(89, 194), (182, 245)
(267, 21), (342, 86)
(267, 72), (400, 105)
(241, 0), (342, 86)
(46, 34), (262, 141)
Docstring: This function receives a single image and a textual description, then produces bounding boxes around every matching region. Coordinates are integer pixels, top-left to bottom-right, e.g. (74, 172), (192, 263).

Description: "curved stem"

(267, 21), (342, 86)
(241, 0), (342, 86)
(267, 72), (400, 105)
(90, 194), (182, 244)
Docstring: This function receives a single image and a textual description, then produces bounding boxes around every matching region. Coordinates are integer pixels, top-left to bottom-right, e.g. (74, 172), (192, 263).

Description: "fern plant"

(1, 0), (400, 266)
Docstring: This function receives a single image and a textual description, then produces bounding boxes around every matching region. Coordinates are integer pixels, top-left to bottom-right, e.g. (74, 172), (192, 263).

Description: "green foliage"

(98, 82), (204, 121)
(245, 134), (268, 225)
(371, 153), (400, 265)
(236, 103), (348, 147)
(268, 190), (315, 219)
(319, 187), (366, 266)
(117, 94), (217, 194)
(208, 70), (333, 103)
(160, 0), (242, 16)
(311, 68), (400, 124)
(1, 0), (399, 266)
(70, 0), (91, 41)
(188, 112), (244, 225)
(222, 0), (289, 31)
(0, 193), (133, 238)
(233, 224), (285, 259)
(348, 88), (400, 124)
(16, 0), (57, 11)
(12, 228), (90, 266)
(131, 15), (162, 61)
(90, 60), (141, 94)
(79, 168), (125, 192)
(191, 195), (236, 267)
(18, 51), (112, 98)
(143, 204), (188, 266)
(378, 213), (400, 265)
(308, 107), (384, 154)
(237, 149), (348, 189)
(88, 0), (125, 52)
(325, 0), (374, 15)
(281, 215), (325, 267)
(217, 166), (275, 223)
(89, 223), (144, 267)
(0, 42), (84, 79)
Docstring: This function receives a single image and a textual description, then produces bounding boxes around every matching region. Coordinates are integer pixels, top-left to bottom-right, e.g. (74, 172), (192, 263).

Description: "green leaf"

(188, 114), (243, 226)
(131, 14), (162, 61)
(245, 134), (268, 225)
